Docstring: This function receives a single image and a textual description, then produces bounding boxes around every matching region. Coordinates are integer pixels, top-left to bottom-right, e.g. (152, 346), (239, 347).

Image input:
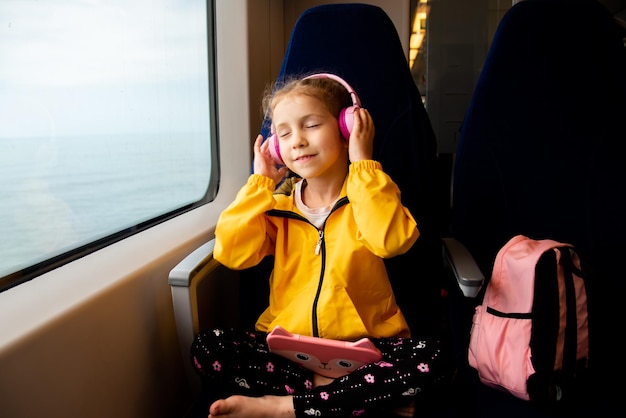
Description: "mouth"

(294, 154), (315, 162)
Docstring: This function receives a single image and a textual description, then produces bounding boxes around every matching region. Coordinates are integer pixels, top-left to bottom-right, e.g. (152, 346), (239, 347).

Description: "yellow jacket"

(214, 160), (419, 340)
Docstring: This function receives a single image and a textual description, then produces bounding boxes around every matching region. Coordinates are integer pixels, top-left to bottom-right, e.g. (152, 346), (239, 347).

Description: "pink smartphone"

(266, 326), (382, 378)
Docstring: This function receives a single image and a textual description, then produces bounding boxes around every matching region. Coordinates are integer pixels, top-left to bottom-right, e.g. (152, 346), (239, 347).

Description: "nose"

(290, 129), (307, 149)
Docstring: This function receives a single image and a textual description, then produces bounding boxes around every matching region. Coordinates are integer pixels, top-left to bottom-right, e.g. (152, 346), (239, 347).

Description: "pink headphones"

(267, 73), (361, 165)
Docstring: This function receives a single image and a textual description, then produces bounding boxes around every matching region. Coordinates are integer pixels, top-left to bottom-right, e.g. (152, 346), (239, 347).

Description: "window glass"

(0, 0), (216, 287)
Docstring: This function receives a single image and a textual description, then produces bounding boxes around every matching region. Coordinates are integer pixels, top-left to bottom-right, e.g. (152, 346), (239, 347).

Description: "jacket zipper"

(314, 230), (324, 255)
(311, 226), (325, 336)
(267, 196), (349, 337)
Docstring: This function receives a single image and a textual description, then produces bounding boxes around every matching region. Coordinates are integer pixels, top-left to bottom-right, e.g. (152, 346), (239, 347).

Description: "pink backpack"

(468, 235), (589, 401)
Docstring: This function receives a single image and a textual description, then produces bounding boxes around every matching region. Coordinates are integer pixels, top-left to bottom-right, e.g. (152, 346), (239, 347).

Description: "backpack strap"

(555, 247), (589, 386)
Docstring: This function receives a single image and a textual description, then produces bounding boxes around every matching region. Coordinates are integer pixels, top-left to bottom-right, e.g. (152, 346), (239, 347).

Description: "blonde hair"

(261, 75), (353, 122)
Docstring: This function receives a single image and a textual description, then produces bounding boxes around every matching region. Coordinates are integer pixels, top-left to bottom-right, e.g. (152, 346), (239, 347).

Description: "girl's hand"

(253, 135), (287, 185)
(348, 107), (375, 162)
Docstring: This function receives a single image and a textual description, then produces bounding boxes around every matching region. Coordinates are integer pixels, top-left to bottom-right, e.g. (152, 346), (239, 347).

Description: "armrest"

(168, 239), (240, 396)
(169, 240), (216, 287)
(442, 238), (484, 298)
(169, 239), (240, 334)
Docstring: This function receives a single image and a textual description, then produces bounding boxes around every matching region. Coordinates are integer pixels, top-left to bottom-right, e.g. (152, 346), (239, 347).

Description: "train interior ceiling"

(1, 1), (625, 418)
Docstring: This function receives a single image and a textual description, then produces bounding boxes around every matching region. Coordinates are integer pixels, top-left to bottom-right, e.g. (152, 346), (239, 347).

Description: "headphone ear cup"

(339, 106), (358, 140)
(267, 133), (284, 165)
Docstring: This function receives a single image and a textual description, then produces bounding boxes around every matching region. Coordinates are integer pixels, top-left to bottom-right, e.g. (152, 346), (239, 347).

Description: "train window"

(0, 0), (218, 291)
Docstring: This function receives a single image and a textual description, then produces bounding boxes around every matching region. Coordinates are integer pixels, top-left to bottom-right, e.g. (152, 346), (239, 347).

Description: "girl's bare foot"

(208, 394), (295, 418)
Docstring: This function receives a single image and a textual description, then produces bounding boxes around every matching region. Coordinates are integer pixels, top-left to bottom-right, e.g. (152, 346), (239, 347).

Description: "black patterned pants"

(190, 328), (450, 418)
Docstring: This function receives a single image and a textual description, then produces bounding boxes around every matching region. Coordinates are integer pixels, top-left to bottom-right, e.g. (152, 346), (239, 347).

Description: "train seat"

(170, 3), (448, 417)
(442, 0), (626, 416)
(254, 2), (445, 338)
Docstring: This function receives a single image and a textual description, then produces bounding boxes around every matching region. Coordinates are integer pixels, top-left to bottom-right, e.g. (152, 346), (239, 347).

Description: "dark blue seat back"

(449, 0), (626, 415)
(244, 3), (444, 337)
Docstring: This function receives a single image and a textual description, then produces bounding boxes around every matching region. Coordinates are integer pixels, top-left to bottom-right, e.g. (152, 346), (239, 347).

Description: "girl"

(191, 74), (450, 418)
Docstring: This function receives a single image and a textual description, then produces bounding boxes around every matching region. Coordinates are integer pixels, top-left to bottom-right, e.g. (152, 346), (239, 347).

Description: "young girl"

(191, 74), (450, 418)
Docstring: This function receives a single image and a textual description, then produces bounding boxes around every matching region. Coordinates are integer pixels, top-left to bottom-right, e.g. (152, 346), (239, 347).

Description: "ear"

(350, 338), (379, 351)
(270, 325), (292, 337)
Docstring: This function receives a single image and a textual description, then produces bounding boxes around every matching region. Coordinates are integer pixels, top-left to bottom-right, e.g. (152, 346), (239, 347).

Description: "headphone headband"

(303, 73), (361, 108)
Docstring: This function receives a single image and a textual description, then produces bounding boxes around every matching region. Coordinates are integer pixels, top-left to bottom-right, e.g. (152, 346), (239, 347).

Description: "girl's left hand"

(348, 107), (375, 162)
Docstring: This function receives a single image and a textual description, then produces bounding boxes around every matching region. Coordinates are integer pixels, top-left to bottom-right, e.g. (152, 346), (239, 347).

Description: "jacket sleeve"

(213, 174), (277, 269)
(346, 160), (420, 257)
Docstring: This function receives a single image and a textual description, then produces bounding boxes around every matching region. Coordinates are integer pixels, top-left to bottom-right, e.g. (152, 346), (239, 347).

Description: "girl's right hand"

(348, 107), (375, 162)
(253, 134), (287, 185)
